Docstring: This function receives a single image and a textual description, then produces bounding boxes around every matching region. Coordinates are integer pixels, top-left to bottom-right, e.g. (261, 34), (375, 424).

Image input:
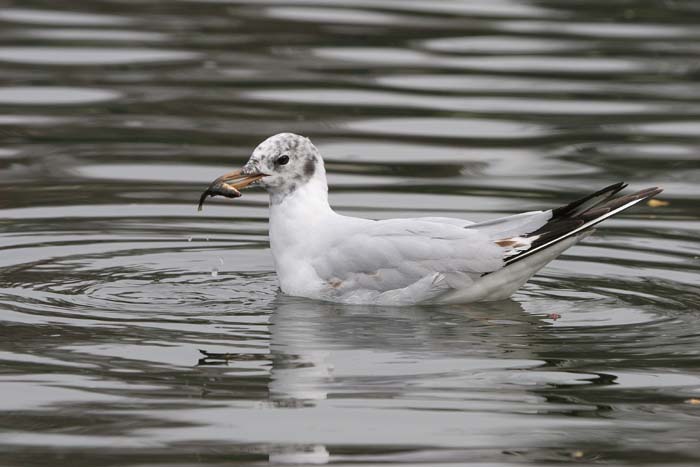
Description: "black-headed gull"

(200, 133), (662, 305)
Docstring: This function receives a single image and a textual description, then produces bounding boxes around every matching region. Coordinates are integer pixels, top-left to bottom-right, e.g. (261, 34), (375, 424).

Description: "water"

(0, 0), (699, 465)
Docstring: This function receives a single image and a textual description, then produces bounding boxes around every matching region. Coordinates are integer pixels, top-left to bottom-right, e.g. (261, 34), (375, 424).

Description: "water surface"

(1, 0), (699, 465)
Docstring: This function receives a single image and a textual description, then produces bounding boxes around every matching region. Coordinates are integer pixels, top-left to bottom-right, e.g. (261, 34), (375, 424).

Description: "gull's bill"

(197, 168), (267, 211)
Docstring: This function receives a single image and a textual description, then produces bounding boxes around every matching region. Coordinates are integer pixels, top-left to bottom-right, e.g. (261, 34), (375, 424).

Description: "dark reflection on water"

(0, 0), (699, 465)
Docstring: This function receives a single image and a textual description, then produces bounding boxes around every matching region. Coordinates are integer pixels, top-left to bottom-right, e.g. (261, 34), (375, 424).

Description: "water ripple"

(0, 47), (200, 65)
(0, 8), (131, 26)
(0, 86), (120, 105)
(0, 0), (698, 465)
(345, 117), (550, 139)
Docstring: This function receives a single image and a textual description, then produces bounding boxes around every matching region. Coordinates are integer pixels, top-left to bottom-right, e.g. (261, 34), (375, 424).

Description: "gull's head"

(244, 133), (322, 196)
(198, 133), (326, 210)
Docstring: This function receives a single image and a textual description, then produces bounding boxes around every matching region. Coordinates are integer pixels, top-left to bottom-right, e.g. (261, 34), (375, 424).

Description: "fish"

(197, 179), (241, 211)
(197, 169), (267, 211)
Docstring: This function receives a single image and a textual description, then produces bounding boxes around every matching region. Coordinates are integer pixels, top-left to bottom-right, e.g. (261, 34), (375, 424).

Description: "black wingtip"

(599, 186), (664, 211)
(504, 184), (664, 265)
(552, 181), (628, 218)
(645, 186), (664, 197)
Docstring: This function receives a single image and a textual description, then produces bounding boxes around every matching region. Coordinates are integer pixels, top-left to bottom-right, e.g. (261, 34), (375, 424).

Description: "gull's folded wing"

(311, 219), (504, 300)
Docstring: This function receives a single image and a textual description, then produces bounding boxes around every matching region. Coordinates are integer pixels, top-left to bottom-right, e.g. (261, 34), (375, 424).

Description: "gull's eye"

(276, 155), (290, 166)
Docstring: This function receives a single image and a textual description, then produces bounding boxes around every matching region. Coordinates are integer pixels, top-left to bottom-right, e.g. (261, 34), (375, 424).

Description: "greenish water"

(0, 1), (699, 465)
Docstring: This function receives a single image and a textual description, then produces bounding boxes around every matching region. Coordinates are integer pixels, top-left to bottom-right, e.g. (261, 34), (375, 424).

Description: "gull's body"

(205, 133), (662, 306)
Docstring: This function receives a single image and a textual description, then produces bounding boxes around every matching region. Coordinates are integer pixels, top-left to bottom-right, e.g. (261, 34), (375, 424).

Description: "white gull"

(200, 133), (662, 306)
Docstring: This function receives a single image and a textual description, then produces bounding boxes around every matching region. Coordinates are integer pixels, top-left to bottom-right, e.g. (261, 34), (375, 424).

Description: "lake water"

(1, 1), (699, 465)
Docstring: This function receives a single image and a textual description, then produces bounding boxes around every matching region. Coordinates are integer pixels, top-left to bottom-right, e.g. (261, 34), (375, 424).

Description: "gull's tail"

(503, 183), (664, 265)
(440, 183), (664, 303)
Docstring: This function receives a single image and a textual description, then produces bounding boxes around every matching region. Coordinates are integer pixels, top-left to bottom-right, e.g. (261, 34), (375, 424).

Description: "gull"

(200, 133), (663, 306)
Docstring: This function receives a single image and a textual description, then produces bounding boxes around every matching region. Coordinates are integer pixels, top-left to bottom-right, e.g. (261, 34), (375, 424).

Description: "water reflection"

(0, 87), (120, 105)
(0, 8), (130, 26)
(0, 47), (200, 65)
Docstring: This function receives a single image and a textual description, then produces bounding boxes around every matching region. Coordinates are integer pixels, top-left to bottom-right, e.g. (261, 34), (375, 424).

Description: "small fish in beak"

(197, 169), (267, 211)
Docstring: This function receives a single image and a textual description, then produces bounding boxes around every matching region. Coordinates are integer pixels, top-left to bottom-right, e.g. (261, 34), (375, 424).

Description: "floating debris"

(647, 199), (669, 208)
(199, 349), (235, 360)
(197, 349), (268, 366)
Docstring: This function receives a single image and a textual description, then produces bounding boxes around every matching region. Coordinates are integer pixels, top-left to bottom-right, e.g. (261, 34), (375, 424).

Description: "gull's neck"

(268, 171), (337, 260)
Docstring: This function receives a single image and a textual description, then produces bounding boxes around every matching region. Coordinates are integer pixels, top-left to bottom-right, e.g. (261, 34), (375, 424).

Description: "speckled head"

(243, 133), (325, 203)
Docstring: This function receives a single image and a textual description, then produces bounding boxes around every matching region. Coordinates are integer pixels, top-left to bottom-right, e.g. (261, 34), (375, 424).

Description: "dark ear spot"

(304, 158), (316, 178)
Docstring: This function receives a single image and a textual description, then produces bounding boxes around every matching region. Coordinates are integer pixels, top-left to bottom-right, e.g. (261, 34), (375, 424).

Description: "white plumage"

(202, 133), (663, 306)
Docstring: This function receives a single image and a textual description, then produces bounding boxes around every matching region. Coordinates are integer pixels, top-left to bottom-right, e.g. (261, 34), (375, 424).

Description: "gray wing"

(311, 219), (505, 297)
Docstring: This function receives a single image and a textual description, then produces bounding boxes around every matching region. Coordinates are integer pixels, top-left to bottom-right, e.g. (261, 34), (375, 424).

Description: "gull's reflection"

(268, 444), (330, 465)
(266, 296), (545, 401)
(198, 297), (577, 465)
(264, 297), (545, 464)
